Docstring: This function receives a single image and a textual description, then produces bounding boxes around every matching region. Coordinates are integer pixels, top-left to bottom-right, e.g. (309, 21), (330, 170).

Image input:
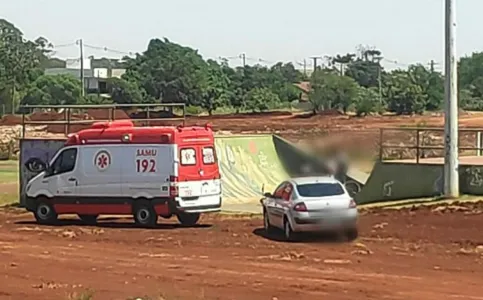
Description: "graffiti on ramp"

(215, 135), (287, 204)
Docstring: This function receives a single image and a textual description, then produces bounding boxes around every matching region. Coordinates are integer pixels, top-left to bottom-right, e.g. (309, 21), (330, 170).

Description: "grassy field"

(0, 160), (18, 206)
(0, 160), (18, 182)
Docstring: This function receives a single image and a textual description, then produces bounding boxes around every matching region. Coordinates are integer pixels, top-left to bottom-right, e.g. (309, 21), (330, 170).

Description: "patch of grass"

(67, 289), (95, 300)
(0, 192), (18, 206)
(360, 194), (482, 210)
(0, 160), (18, 183)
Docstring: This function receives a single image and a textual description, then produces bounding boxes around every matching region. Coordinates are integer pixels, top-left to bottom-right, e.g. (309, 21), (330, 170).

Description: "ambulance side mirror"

(45, 166), (53, 176)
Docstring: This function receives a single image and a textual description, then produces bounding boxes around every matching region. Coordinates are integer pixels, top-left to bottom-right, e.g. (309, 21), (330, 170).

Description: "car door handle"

(68, 178), (77, 182)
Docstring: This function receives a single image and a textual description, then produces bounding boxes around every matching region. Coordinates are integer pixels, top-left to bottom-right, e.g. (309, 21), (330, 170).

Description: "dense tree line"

(2, 18), (483, 116)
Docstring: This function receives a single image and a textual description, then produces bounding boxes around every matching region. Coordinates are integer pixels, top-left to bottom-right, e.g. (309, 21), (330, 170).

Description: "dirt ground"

(0, 203), (483, 300)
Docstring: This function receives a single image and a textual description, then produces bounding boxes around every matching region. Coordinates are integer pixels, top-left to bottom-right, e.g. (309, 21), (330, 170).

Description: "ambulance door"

(45, 147), (79, 198)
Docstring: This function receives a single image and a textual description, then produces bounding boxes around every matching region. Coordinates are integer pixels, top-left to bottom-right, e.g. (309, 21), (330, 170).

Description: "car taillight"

(169, 175), (178, 197)
(349, 199), (357, 208)
(293, 202), (307, 212)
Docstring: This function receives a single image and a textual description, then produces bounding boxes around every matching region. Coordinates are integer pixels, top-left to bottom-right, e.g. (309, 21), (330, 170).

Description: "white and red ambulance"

(25, 120), (222, 227)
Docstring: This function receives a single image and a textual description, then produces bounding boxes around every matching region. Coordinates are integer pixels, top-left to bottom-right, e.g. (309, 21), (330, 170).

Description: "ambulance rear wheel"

(78, 214), (98, 225)
(34, 201), (58, 225)
(176, 212), (200, 226)
(133, 201), (158, 228)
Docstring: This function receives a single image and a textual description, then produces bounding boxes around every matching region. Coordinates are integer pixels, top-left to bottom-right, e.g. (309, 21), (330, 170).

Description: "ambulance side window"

(202, 147), (216, 165)
(50, 148), (78, 176)
(180, 148), (196, 166)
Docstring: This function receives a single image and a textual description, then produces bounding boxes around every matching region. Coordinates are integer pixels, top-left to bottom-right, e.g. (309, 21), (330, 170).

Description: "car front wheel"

(263, 210), (275, 233)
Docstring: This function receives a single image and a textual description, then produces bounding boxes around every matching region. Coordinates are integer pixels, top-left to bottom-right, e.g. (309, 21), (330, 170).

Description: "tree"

(308, 70), (359, 114)
(330, 75), (360, 114)
(21, 74), (83, 106)
(0, 19), (44, 112)
(200, 60), (230, 115)
(308, 70), (336, 113)
(244, 87), (280, 112)
(385, 70), (427, 115)
(406, 64), (443, 110)
(122, 38), (209, 106)
(107, 77), (144, 104)
(354, 87), (380, 116)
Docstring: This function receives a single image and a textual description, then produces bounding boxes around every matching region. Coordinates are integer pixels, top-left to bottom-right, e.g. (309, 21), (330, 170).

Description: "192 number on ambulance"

(136, 158), (156, 173)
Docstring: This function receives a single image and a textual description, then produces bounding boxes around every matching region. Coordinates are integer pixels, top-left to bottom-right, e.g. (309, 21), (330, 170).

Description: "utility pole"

(311, 56), (321, 73)
(375, 56), (383, 104)
(239, 53), (246, 67)
(444, 0), (459, 198)
(430, 60), (435, 72)
(303, 59), (307, 77)
(78, 39), (85, 97)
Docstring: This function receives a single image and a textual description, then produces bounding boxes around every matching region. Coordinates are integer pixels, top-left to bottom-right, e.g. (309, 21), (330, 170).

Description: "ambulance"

(24, 120), (222, 227)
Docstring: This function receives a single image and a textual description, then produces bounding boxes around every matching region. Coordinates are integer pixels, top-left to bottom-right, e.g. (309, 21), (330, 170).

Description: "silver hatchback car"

(260, 176), (358, 241)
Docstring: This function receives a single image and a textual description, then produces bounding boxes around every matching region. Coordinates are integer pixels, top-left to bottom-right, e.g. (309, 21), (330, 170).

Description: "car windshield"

(296, 182), (345, 197)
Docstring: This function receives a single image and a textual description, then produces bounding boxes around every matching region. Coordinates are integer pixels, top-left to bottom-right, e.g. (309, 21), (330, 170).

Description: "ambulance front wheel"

(176, 212), (200, 226)
(133, 201), (158, 228)
(34, 201), (58, 225)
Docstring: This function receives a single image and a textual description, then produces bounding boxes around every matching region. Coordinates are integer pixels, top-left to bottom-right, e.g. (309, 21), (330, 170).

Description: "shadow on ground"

(14, 218), (213, 230)
(252, 228), (351, 244)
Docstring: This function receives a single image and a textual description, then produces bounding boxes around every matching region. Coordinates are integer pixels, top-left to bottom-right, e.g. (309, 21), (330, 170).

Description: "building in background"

(44, 58), (126, 96)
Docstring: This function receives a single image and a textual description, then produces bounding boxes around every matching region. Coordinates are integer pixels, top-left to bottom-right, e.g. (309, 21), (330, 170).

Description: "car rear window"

(296, 183), (345, 197)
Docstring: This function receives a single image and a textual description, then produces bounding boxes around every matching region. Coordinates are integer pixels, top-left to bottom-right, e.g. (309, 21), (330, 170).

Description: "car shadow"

(252, 228), (349, 244)
(14, 218), (212, 230)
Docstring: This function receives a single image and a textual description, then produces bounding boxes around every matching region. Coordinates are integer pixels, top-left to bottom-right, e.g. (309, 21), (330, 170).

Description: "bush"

(185, 105), (204, 115)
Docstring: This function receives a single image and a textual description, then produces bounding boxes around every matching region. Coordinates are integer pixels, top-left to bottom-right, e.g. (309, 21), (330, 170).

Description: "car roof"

(289, 176), (340, 185)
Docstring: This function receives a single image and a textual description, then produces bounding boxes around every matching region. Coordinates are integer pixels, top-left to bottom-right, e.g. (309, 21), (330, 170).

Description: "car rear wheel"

(133, 201), (158, 228)
(284, 218), (297, 242)
(78, 214), (98, 225)
(34, 201), (58, 225)
(345, 228), (359, 241)
(177, 212), (200, 227)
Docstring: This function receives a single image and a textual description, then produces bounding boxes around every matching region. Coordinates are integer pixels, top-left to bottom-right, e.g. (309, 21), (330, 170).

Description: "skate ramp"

(355, 160), (483, 205)
(215, 135), (288, 205)
(354, 162), (444, 205)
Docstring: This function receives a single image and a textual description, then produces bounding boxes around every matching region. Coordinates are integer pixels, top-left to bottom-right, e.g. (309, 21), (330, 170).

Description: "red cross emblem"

(94, 150), (110, 171)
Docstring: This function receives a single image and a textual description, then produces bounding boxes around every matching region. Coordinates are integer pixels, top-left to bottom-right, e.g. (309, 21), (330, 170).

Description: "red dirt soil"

(1, 202), (483, 300)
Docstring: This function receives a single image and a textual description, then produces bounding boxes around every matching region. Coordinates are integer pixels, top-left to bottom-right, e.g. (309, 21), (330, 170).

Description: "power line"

(83, 43), (134, 56)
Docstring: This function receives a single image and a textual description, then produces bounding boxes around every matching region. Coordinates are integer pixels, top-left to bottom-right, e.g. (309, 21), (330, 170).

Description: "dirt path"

(0, 204), (483, 300)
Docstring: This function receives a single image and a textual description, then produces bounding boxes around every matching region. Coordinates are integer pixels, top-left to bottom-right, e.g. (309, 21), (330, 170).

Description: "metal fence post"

(416, 129), (420, 163)
(477, 132), (482, 156)
(379, 128), (384, 161)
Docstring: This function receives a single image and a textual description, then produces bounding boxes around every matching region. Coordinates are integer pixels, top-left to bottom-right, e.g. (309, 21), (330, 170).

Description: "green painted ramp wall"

(215, 135), (288, 204)
(354, 162), (483, 204)
(354, 162), (443, 204)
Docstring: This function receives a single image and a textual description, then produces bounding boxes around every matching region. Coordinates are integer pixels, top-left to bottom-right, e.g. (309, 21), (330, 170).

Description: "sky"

(2, 0), (482, 70)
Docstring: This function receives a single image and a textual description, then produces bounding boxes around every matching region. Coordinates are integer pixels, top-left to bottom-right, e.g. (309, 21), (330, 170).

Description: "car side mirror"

(263, 192), (272, 198)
